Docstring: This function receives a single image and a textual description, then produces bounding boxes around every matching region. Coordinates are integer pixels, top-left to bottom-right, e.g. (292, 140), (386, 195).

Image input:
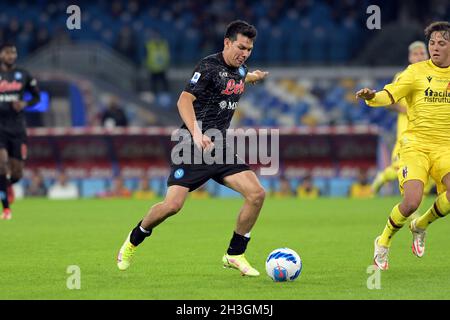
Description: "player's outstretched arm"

(355, 88), (394, 107)
(355, 88), (376, 100)
(245, 70), (269, 84)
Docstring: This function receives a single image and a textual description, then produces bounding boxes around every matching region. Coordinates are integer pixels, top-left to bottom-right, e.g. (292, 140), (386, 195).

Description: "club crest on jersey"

(14, 72), (22, 80)
(402, 166), (408, 179)
(238, 66), (246, 77)
(221, 79), (244, 95)
(174, 168), (184, 179)
(190, 72), (201, 85)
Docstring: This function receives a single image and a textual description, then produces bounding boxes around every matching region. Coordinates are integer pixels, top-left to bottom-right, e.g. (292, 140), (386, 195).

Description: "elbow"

(176, 96), (184, 109)
(177, 92), (194, 109)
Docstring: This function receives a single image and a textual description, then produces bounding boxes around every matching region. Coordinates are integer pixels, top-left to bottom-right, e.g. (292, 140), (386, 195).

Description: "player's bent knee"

(401, 198), (421, 215)
(165, 201), (184, 215)
(246, 187), (266, 207)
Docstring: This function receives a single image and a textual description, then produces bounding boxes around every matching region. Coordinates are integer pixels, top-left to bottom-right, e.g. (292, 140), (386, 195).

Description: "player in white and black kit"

(0, 43), (40, 220)
(117, 21), (269, 276)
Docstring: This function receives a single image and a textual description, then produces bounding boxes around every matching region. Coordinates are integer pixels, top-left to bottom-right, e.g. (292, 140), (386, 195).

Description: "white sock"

(244, 232), (251, 238)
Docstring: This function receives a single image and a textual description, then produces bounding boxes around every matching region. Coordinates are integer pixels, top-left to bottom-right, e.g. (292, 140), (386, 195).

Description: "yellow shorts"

(398, 144), (450, 195)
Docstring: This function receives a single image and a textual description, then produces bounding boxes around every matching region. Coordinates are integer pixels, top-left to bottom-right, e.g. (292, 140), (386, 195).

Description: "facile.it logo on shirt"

(424, 87), (450, 103)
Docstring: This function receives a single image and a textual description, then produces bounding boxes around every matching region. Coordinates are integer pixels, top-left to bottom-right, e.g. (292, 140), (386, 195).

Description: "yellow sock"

(423, 178), (435, 195)
(378, 204), (408, 247)
(415, 192), (450, 229)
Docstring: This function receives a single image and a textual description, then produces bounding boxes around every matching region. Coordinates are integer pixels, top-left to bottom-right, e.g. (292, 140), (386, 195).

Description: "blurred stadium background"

(3, 0), (450, 199)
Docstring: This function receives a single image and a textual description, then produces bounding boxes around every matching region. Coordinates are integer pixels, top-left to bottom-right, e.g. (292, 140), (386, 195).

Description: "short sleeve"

(25, 70), (38, 90)
(383, 66), (415, 103)
(183, 60), (212, 98)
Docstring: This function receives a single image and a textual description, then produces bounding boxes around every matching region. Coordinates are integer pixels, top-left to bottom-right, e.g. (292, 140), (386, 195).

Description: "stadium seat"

(216, 184), (241, 198)
(150, 177), (166, 196)
(205, 180), (218, 196)
(312, 177), (329, 196)
(80, 178), (107, 198)
(124, 178), (138, 191)
(329, 178), (353, 197)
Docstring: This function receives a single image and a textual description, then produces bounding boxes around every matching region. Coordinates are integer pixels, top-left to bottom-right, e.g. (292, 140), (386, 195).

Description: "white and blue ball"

(265, 248), (302, 282)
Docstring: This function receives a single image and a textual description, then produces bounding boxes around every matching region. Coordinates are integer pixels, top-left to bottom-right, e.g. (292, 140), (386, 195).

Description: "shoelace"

(238, 255), (255, 270)
(229, 255), (251, 268)
(377, 246), (388, 259)
(122, 243), (136, 260)
(416, 230), (426, 247)
(240, 256), (250, 266)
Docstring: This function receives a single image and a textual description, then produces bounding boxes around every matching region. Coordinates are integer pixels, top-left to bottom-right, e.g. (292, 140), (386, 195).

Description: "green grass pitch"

(1, 196), (450, 300)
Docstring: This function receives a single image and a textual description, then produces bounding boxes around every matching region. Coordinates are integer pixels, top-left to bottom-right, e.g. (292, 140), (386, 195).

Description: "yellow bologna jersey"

(368, 60), (450, 149)
(392, 72), (409, 141)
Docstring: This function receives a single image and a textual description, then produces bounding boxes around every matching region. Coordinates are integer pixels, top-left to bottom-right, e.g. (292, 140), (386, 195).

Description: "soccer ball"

(265, 248), (302, 282)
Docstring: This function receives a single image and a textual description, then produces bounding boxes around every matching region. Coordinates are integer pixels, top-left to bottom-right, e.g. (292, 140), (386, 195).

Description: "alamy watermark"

(66, 265), (81, 290)
(66, 5), (81, 30)
(171, 124), (279, 176)
(366, 265), (381, 290)
(366, 5), (381, 30)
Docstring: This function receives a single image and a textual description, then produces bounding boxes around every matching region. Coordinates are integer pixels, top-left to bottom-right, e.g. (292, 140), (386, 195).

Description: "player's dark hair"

(224, 20), (257, 41)
(424, 21), (450, 41)
(0, 42), (16, 52)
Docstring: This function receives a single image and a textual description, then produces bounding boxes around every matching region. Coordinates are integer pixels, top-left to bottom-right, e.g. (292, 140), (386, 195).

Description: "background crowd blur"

(2, 0), (446, 199)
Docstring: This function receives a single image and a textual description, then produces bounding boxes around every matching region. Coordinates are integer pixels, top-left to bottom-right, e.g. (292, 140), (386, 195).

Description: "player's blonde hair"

(408, 41), (426, 52)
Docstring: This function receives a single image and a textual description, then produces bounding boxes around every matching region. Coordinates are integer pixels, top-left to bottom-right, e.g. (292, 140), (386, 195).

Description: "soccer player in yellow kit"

(356, 21), (450, 270)
(371, 41), (431, 194)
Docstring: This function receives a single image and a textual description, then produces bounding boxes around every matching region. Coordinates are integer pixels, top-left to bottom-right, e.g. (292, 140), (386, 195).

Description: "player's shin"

(415, 192), (450, 229)
(379, 204), (408, 247)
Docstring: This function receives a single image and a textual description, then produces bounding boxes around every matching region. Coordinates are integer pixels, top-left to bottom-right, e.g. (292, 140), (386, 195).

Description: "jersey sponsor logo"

(0, 80), (23, 93)
(219, 101), (238, 110)
(435, 78), (450, 83)
(221, 79), (245, 95)
(174, 168), (184, 179)
(190, 72), (201, 84)
(424, 87), (450, 103)
(0, 94), (19, 102)
(227, 101), (238, 110)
